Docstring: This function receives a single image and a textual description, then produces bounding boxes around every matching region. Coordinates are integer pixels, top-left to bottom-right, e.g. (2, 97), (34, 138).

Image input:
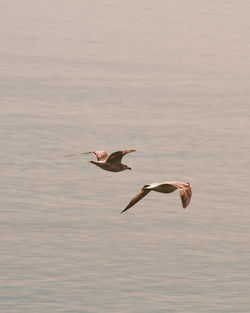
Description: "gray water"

(1, 1), (250, 312)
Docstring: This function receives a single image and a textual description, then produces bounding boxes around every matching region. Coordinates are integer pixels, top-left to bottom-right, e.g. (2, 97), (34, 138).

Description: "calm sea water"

(1, 1), (250, 312)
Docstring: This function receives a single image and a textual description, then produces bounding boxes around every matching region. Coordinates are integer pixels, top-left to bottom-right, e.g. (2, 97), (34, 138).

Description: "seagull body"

(65, 149), (136, 172)
(121, 181), (192, 213)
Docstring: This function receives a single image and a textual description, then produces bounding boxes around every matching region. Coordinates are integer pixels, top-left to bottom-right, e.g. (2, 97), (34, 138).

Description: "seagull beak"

(127, 167), (132, 170)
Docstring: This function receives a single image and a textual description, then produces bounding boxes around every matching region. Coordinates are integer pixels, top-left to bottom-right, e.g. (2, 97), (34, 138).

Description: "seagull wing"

(90, 151), (109, 161)
(64, 150), (108, 161)
(121, 188), (150, 213)
(106, 149), (136, 164)
(178, 184), (192, 208)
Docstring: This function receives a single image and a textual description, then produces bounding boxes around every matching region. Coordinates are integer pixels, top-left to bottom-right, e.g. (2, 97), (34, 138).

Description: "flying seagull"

(65, 149), (136, 172)
(121, 181), (192, 213)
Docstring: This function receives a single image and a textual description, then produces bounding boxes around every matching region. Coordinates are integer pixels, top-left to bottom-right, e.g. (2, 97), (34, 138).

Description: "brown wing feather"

(107, 149), (136, 164)
(64, 151), (94, 158)
(90, 151), (108, 161)
(178, 184), (192, 208)
(120, 188), (150, 213)
(64, 150), (108, 161)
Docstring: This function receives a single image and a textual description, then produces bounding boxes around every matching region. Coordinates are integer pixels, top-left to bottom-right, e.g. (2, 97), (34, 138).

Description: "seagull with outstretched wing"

(65, 149), (136, 172)
(121, 181), (192, 213)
